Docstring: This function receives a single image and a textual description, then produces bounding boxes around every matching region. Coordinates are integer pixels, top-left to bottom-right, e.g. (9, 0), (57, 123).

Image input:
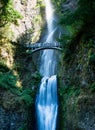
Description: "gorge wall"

(11, 0), (44, 43)
(0, 0), (95, 130)
(56, 0), (95, 130)
(0, 0), (43, 129)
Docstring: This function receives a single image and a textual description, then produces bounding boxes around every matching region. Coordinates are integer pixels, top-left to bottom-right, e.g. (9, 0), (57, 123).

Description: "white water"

(36, 0), (58, 130)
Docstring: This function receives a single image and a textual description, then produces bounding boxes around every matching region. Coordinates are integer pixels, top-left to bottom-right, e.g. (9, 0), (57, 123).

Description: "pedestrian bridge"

(26, 42), (63, 53)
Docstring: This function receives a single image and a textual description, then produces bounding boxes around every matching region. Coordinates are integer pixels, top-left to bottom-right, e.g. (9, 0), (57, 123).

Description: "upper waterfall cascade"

(36, 0), (58, 130)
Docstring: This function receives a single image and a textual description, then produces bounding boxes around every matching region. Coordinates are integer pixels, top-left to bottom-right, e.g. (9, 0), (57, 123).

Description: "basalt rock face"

(59, 33), (95, 130)
(0, 90), (25, 130)
(0, 0), (43, 130)
(77, 95), (95, 130)
(60, 94), (95, 130)
(57, 0), (95, 129)
(11, 0), (44, 43)
(0, 45), (39, 130)
(0, 107), (27, 130)
(0, 90), (36, 130)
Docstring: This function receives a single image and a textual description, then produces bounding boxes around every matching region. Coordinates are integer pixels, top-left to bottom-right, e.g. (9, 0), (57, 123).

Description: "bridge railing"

(26, 42), (62, 49)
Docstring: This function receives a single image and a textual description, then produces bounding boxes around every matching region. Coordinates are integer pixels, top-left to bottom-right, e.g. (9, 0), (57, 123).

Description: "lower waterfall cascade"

(36, 76), (58, 130)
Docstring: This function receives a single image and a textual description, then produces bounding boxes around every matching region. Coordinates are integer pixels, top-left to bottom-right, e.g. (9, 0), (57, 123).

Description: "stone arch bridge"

(26, 42), (63, 53)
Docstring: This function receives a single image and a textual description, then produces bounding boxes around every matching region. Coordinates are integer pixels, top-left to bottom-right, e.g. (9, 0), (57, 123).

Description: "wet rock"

(0, 107), (27, 130)
(11, 0), (44, 43)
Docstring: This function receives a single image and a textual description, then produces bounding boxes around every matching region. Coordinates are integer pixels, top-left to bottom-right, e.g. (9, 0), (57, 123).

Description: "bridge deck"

(26, 42), (62, 53)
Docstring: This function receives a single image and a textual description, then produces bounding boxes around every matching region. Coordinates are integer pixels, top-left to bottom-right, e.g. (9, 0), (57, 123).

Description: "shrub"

(90, 83), (95, 92)
(0, 72), (17, 90)
(89, 54), (95, 65)
(20, 89), (33, 107)
(0, 62), (10, 72)
(0, 0), (22, 27)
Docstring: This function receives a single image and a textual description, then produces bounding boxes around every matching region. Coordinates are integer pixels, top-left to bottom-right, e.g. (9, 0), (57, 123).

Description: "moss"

(0, 54), (38, 107)
(0, 42), (14, 68)
(0, 1), (41, 129)
(58, 67), (95, 129)
(0, 0), (22, 27)
(0, 71), (18, 90)
(58, 82), (81, 129)
(90, 82), (95, 92)
(0, 62), (10, 72)
(88, 54), (95, 64)
(0, 70), (35, 107)
(18, 123), (28, 130)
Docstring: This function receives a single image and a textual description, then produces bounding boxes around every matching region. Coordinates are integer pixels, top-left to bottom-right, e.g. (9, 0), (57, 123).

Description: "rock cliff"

(11, 0), (44, 43)
(0, 0), (43, 129)
(0, 0), (95, 130)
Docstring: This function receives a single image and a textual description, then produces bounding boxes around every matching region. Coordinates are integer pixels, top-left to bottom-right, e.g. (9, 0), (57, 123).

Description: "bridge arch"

(26, 42), (63, 53)
(31, 47), (63, 53)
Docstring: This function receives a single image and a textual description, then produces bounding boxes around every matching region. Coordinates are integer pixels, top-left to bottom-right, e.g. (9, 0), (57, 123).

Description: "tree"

(0, 0), (22, 27)
(59, 0), (95, 40)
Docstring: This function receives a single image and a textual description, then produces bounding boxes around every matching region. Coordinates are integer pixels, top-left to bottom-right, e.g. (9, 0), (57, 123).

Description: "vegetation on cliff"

(0, 0), (22, 27)
(55, 0), (95, 129)
(0, 0), (95, 130)
(0, 1), (42, 129)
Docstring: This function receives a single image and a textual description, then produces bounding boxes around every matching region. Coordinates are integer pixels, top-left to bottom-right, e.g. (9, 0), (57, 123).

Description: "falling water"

(36, 0), (58, 130)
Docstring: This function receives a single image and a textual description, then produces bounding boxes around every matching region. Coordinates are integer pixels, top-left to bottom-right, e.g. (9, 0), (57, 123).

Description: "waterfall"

(36, 0), (58, 130)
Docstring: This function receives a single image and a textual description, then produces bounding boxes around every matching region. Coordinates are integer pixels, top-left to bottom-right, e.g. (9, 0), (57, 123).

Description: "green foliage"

(0, 62), (10, 72)
(90, 83), (95, 92)
(37, 0), (45, 8)
(77, 0), (95, 22)
(88, 46), (95, 66)
(0, 71), (18, 90)
(56, 0), (95, 63)
(59, 0), (95, 39)
(0, 63), (34, 107)
(1, 0), (10, 5)
(61, 28), (83, 63)
(58, 84), (81, 130)
(58, 85), (80, 98)
(51, 0), (66, 13)
(89, 54), (95, 64)
(0, 0), (22, 27)
(31, 71), (42, 85)
(59, 0), (95, 25)
(18, 123), (28, 130)
(20, 89), (34, 107)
